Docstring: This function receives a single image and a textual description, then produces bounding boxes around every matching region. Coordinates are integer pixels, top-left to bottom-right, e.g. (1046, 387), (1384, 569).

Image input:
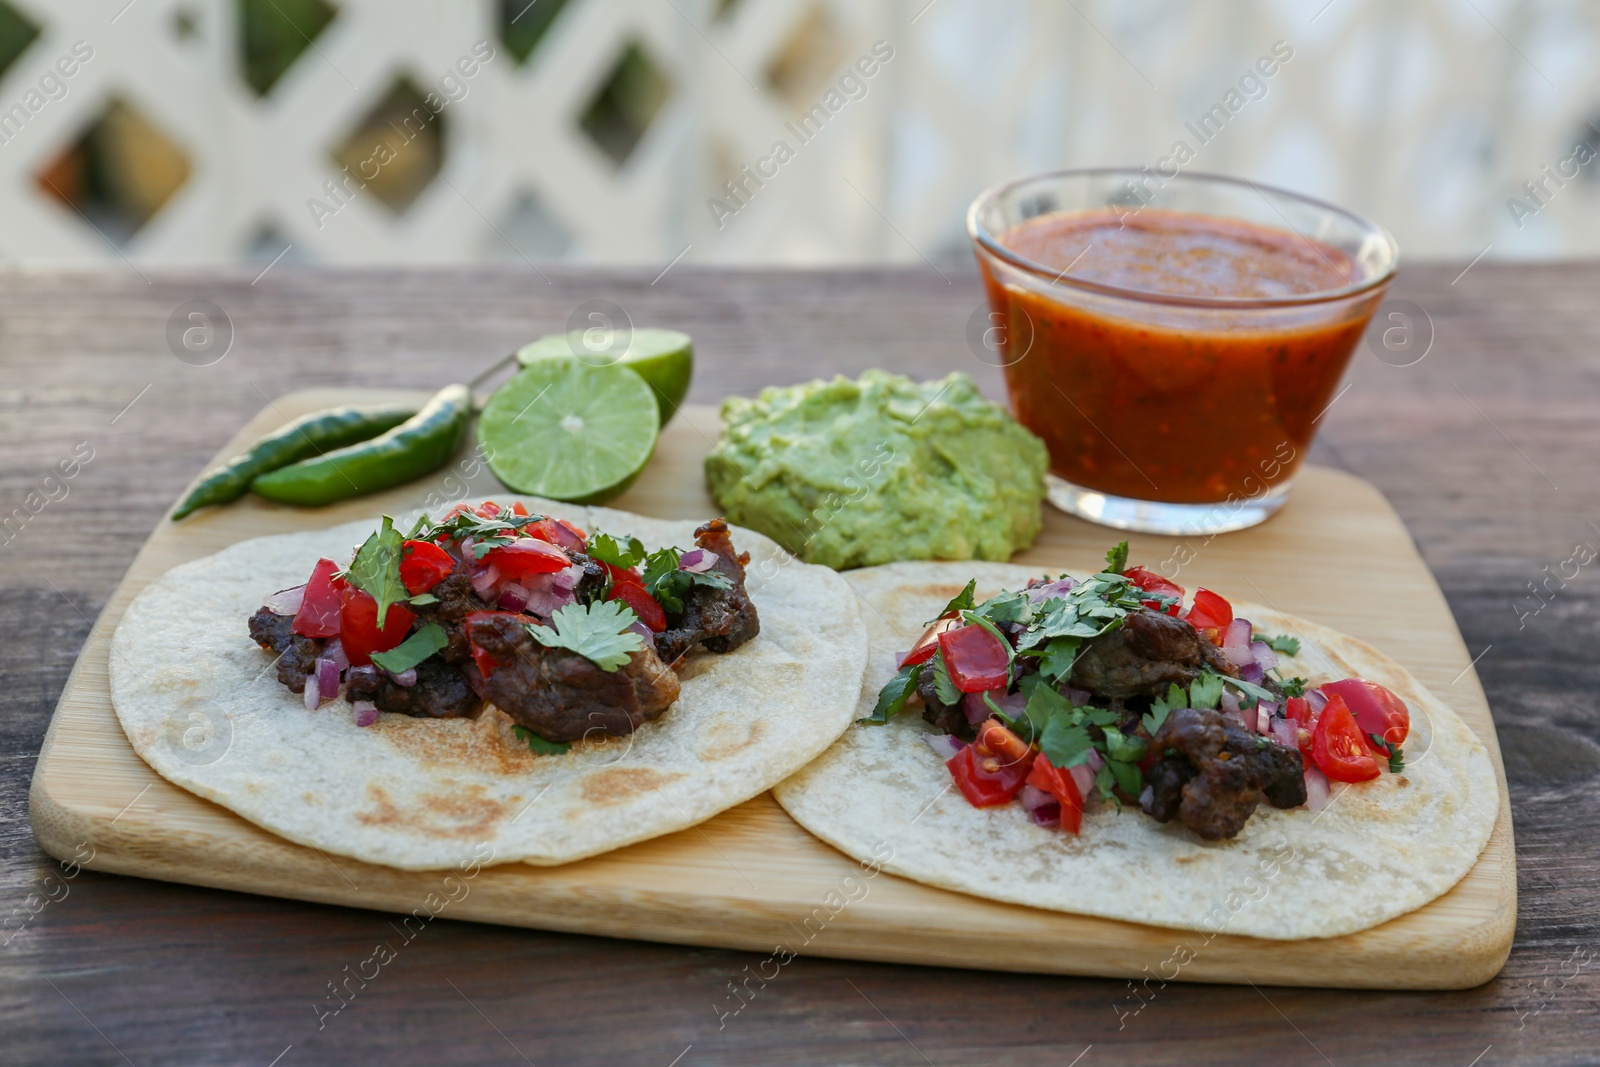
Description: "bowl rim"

(966, 167), (1400, 310)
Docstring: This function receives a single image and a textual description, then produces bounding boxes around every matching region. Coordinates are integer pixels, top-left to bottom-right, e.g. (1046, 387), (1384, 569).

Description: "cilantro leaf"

(1039, 713), (1093, 769)
(1279, 676), (1308, 698)
(972, 588), (1033, 627)
(1034, 635), (1082, 686)
(1260, 633), (1301, 656)
(929, 579), (977, 623)
(861, 662), (925, 725)
(407, 592), (439, 606)
(1104, 540), (1130, 575)
(931, 653), (962, 706)
(513, 725), (571, 757)
(1189, 672), (1224, 710)
(525, 600), (645, 672)
(1012, 675), (1070, 743)
(1102, 725), (1148, 764)
(1143, 682), (1185, 735)
(369, 621), (449, 673)
(1095, 763), (1119, 805)
(1223, 674), (1278, 705)
(1369, 734), (1406, 773)
(1106, 758), (1143, 797)
(588, 530), (646, 570)
(344, 516), (408, 630)
(643, 547), (732, 614)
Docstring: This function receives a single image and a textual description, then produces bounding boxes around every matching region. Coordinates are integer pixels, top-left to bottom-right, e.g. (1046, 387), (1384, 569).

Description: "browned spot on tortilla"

(581, 766), (685, 807)
(1174, 854), (1198, 864)
(698, 717), (765, 762)
(372, 706), (537, 777)
(354, 780), (511, 840)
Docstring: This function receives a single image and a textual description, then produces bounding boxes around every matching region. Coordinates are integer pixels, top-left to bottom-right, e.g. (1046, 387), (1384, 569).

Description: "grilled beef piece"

(463, 611), (681, 742)
(568, 550), (608, 604)
(247, 607), (324, 693)
(917, 664), (974, 740)
(344, 660), (481, 719)
(407, 574), (494, 665)
(1142, 705), (1306, 839)
(654, 518), (761, 663)
(1071, 608), (1233, 699)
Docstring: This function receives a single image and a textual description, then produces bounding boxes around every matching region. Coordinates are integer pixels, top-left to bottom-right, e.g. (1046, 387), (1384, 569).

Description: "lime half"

(478, 358), (660, 504)
(518, 327), (693, 427)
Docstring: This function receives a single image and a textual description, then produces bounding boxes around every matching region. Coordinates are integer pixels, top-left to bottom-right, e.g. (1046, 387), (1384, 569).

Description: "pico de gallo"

(247, 501), (760, 755)
(866, 542), (1410, 840)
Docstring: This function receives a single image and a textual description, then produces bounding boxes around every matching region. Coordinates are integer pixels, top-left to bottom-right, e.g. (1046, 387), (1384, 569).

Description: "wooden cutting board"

(28, 389), (1515, 989)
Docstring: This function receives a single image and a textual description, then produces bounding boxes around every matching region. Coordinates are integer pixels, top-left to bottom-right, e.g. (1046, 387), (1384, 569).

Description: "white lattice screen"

(0, 0), (1596, 268)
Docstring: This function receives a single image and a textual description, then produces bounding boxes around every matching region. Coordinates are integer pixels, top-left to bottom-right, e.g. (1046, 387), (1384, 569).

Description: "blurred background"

(1, 0), (1597, 268)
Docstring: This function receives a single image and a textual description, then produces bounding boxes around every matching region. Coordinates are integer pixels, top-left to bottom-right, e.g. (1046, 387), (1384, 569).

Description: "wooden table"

(1, 265), (1594, 1065)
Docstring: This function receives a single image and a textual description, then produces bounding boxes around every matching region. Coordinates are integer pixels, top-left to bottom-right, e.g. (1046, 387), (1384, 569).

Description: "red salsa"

(982, 208), (1373, 505)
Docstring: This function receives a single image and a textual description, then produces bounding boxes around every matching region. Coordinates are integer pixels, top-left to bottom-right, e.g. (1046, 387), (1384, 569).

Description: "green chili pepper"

(249, 384), (472, 508)
(171, 404), (417, 519)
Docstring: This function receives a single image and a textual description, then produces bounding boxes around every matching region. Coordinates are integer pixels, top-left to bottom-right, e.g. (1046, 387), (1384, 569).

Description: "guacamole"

(705, 370), (1048, 569)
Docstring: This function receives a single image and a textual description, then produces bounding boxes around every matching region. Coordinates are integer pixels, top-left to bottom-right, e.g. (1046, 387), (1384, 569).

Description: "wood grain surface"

(0, 264), (1595, 1065)
(28, 389), (1514, 993)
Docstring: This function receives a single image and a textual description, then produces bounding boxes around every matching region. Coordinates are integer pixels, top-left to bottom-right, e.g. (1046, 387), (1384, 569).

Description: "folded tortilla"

(110, 502), (867, 871)
(774, 562), (1500, 940)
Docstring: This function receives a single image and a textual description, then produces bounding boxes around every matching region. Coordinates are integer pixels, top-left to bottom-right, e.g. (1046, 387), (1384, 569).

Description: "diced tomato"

(1321, 678), (1410, 749)
(463, 610), (525, 678)
(339, 587), (416, 667)
(946, 743), (1031, 807)
(937, 623), (1011, 692)
(441, 502), (470, 522)
(1310, 693), (1381, 782)
(977, 718), (1032, 763)
(477, 501), (500, 518)
(523, 517), (587, 552)
(902, 616), (960, 668)
(609, 580), (666, 633)
(1125, 566), (1184, 615)
(399, 539), (455, 595)
(292, 558), (345, 638)
(1186, 588), (1233, 631)
(1026, 755), (1085, 834)
(511, 501), (528, 517)
(1285, 695), (1315, 753)
(483, 538), (569, 582)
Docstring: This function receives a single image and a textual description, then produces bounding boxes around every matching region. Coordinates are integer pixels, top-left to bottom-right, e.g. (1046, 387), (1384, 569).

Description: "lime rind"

(517, 327), (692, 427)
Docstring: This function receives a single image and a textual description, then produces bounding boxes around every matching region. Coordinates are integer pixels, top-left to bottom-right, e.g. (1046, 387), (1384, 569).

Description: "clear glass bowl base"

(1044, 474), (1292, 535)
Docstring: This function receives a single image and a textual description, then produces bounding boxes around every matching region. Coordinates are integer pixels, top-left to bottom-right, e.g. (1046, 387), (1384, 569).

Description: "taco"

(110, 499), (866, 870)
(773, 544), (1499, 940)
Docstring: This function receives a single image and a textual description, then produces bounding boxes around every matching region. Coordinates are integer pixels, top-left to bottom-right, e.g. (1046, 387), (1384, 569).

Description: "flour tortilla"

(774, 562), (1500, 940)
(110, 501), (866, 870)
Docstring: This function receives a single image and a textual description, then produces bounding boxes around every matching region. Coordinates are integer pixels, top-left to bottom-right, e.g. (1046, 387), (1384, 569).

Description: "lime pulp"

(478, 358), (660, 504)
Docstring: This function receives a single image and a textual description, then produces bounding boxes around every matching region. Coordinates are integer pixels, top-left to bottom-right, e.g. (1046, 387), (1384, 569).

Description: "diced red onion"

(678, 548), (716, 573)
(1303, 764), (1331, 811)
(1224, 618), (1253, 649)
(1025, 578), (1075, 603)
(1250, 641), (1279, 671)
(1067, 762), (1096, 800)
(1018, 784), (1053, 811)
(626, 620), (653, 640)
(460, 536), (475, 560)
(923, 734), (965, 761)
(1084, 748), (1104, 772)
(1062, 685), (1092, 706)
(894, 649), (912, 668)
(524, 570), (578, 617)
(303, 674), (320, 711)
(1271, 717), (1298, 750)
(346, 665), (378, 689)
(1029, 802), (1062, 827)
(323, 637), (349, 672)
(315, 657), (340, 703)
(470, 563), (501, 599)
(384, 667), (417, 687)
(264, 584), (305, 615)
(962, 689), (1024, 726)
(543, 521), (586, 552)
(1224, 643), (1257, 668)
(1255, 703), (1271, 735)
(498, 584), (530, 612)
(1238, 661), (1265, 684)
(1306, 688), (1329, 715)
(552, 563), (585, 592)
(1220, 691), (1242, 716)
(353, 701), (378, 728)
